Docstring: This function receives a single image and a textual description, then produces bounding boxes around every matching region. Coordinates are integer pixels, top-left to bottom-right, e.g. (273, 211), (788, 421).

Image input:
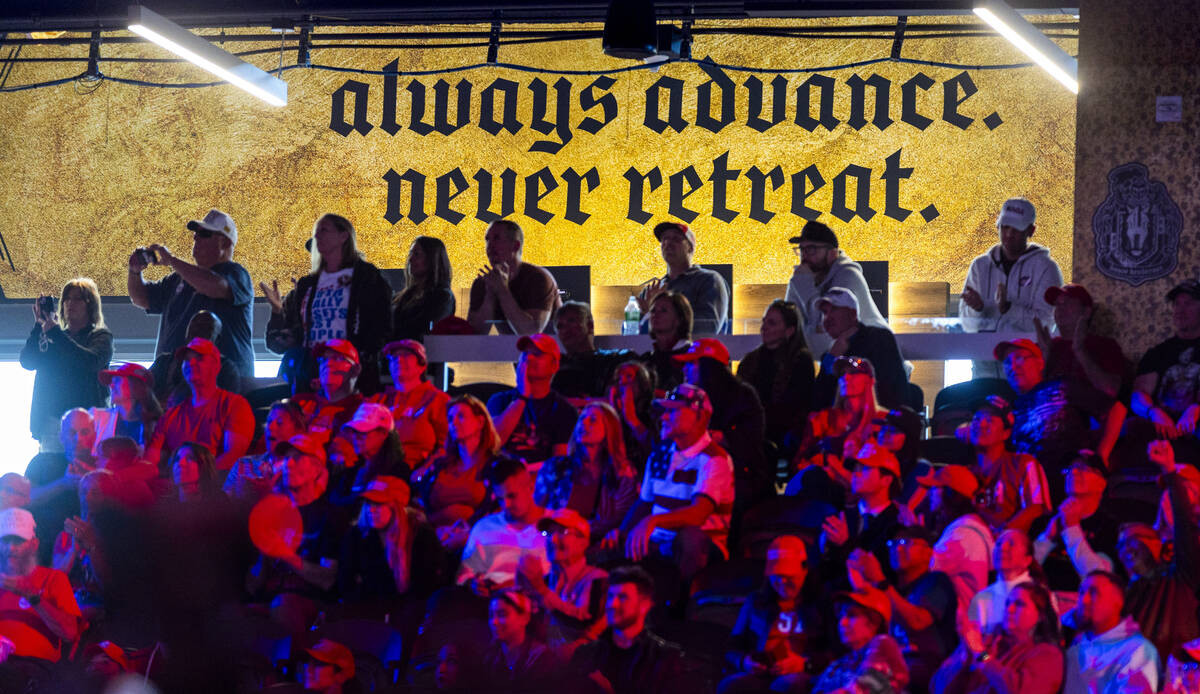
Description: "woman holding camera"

(19, 278), (113, 445)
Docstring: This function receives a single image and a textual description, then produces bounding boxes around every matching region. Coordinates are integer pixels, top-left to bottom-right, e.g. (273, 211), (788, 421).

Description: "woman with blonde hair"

(19, 278), (113, 445)
(413, 395), (506, 548)
(535, 402), (639, 546)
(262, 213), (394, 393)
(787, 356), (888, 498)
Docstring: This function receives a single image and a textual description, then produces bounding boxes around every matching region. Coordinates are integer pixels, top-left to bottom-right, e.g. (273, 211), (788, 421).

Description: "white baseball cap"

(187, 209), (238, 246)
(0, 508), (35, 541)
(816, 287), (860, 314)
(996, 197), (1035, 231)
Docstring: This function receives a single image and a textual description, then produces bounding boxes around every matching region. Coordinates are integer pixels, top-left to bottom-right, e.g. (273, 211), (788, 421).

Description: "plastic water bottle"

(622, 296), (641, 335)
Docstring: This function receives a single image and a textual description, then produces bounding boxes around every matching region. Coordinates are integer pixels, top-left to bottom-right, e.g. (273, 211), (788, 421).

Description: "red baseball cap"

(174, 337), (221, 363)
(99, 362), (155, 389)
(360, 475), (411, 507)
(1044, 283), (1094, 308)
(314, 339), (360, 366)
(993, 338), (1042, 362)
(672, 338), (730, 365)
(382, 339), (427, 365)
(517, 333), (561, 360)
(272, 434), (328, 463)
(304, 639), (355, 679)
(653, 221), (696, 250)
(537, 508), (591, 538)
(836, 587), (892, 623)
(847, 443), (901, 478)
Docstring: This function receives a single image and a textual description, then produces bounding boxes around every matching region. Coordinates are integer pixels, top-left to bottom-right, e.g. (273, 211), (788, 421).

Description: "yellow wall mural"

(0, 18), (1076, 298)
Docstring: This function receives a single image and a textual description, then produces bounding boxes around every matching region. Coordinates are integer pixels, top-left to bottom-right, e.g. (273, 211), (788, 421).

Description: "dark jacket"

(725, 585), (835, 675)
(391, 286), (456, 341)
(337, 519), (444, 601)
(19, 323), (113, 436)
(824, 503), (902, 588)
(813, 323), (908, 410)
(570, 628), (686, 694)
(737, 335), (815, 455)
(265, 258), (394, 387)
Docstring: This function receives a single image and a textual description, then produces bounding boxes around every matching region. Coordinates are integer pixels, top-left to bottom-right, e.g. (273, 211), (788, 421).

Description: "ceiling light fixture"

(973, 0), (1078, 94)
(128, 4), (287, 106)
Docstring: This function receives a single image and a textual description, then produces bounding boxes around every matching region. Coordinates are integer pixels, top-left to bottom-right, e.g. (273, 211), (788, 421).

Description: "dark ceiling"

(1, 1), (1079, 32)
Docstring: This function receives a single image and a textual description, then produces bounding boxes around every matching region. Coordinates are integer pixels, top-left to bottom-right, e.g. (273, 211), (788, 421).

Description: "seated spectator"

(19, 277), (112, 446)
(786, 220), (890, 359)
(640, 290), (693, 394)
(553, 301), (634, 402)
(518, 509), (608, 657)
(932, 581), (1064, 694)
(168, 442), (220, 504)
(606, 360), (657, 467)
(915, 465), (994, 615)
(959, 198), (1062, 334)
(968, 529), (1047, 633)
(637, 221), (729, 334)
(534, 403), (638, 547)
(143, 338), (254, 472)
(0, 476), (30, 511)
(467, 219), (560, 335)
(53, 470), (115, 610)
(737, 299), (816, 458)
(224, 399), (306, 502)
(148, 310), (240, 407)
(456, 458), (548, 597)
(851, 525), (957, 694)
(1038, 283), (1130, 401)
(0, 508), (81, 691)
(338, 475), (443, 604)
(720, 536), (834, 694)
(263, 213), (393, 394)
(872, 406), (924, 485)
(1165, 638), (1200, 694)
(679, 338), (770, 505)
(812, 287), (908, 410)
(1132, 280), (1200, 447)
(483, 588), (561, 692)
(1063, 571), (1159, 693)
(93, 362), (162, 452)
(1115, 440), (1200, 662)
(390, 235), (456, 342)
(434, 639), (480, 692)
(995, 338), (1118, 500)
(569, 565), (685, 694)
(488, 334), (579, 468)
(332, 403), (410, 505)
(811, 588), (909, 694)
(247, 434), (349, 633)
(622, 384), (735, 585)
(413, 395), (502, 549)
(300, 638), (357, 694)
(373, 340), (449, 469)
(966, 396), (1051, 533)
(789, 356), (888, 501)
(27, 409), (94, 566)
(1034, 451), (1121, 592)
(294, 339), (367, 439)
(819, 444), (903, 583)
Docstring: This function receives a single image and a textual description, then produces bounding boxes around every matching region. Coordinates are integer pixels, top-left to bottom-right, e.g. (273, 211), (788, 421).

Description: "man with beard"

(637, 221), (729, 335)
(0, 508), (81, 689)
(294, 339), (366, 440)
(1064, 571), (1159, 693)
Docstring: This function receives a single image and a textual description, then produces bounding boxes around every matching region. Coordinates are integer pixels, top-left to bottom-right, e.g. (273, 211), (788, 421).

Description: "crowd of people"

(4, 201), (1199, 694)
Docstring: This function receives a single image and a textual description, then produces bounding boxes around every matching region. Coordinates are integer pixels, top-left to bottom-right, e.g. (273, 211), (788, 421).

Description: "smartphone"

(36, 295), (56, 315)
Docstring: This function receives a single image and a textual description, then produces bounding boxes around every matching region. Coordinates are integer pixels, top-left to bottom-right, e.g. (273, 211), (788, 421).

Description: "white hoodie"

(1064, 616), (1160, 694)
(959, 243), (1063, 333)
(786, 250), (890, 357)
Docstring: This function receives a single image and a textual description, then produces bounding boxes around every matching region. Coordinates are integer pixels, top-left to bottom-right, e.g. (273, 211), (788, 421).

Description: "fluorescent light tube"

(974, 0), (1078, 94)
(128, 4), (287, 106)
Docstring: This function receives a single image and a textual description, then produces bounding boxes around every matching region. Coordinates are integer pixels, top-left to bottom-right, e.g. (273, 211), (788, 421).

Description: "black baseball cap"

(788, 221), (838, 247)
(1167, 280), (1200, 302)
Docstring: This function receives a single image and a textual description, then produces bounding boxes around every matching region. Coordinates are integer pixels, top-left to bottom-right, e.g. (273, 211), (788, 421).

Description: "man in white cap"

(0, 507), (80, 686)
(128, 208), (255, 389)
(638, 221), (730, 334)
(812, 288), (909, 409)
(959, 197), (1063, 333)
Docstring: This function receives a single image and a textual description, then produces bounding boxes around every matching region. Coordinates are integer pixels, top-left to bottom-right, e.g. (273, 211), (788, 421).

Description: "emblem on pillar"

(1092, 162), (1182, 287)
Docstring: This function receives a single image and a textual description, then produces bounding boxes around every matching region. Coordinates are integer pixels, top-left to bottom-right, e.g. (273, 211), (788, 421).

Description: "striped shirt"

(640, 432), (735, 557)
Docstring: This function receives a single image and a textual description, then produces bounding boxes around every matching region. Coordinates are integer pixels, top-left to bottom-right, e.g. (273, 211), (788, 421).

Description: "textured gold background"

(0, 18), (1076, 297)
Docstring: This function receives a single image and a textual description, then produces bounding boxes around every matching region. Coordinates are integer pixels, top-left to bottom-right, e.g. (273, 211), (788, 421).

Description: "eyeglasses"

(541, 527), (585, 539)
(887, 538), (928, 548)
(792, 244), (831, 257)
